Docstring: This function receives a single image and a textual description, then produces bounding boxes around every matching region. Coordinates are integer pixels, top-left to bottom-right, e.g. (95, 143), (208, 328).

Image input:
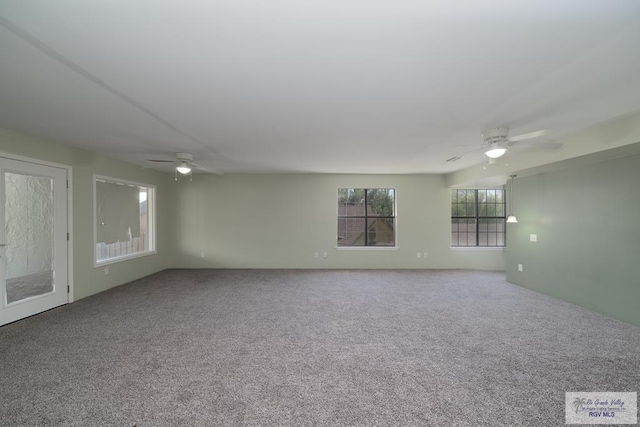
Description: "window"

(451, 189), (505, 247)
(338, 188), (395, 247)
(94, 176), (156, 265)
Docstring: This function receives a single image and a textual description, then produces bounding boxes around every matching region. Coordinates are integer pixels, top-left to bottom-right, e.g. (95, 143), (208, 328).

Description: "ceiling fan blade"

(506, 140), (564, 155)
(521, 141), (563, 150)
(142, 164), (171, 170)
(192, 162), (224, 175)
(146, 159), (176, 163)
(453, 143), (481, 147)
(509, 129), (551, 142)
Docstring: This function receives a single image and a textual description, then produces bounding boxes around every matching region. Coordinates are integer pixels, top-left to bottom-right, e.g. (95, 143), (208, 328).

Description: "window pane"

(476, 219), (505, 247)
(338, 188), (365, 216)
(452, 219), (476, 247)
(451, 189), (478, 218)
(466, 219), (477, 233)
(95, 178), (155, 263)
(367, 188), (394, 217)
(478, 233), (487, 246)
(5, 173), (54, 303)
(460, 205), (469, 217)
(460, 219), (475, 234)
(366, 218), (394, 246)
(466, 230), (476, 246)
(467, 201), (476, 217)
(337, 217), (366, 246)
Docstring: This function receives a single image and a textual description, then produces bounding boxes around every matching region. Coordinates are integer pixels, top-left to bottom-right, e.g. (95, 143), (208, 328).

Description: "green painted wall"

(1, 126), (507, 304)
(506, 152), (640, 326)
(0, 127), (170, 300)
(167, 173), (506, 270)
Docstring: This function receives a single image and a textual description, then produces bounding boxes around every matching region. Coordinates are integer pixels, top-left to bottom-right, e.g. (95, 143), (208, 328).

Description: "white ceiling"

(1, 1), (640, 174)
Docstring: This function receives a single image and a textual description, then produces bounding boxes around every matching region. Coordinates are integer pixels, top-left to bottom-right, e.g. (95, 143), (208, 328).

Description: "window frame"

(451, 188), (506, 248)
(93, 174), (156, 267)
(337, 188), (397, 248)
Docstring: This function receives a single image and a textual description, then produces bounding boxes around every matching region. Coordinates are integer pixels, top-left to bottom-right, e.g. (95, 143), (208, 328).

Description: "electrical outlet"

(423, 252), (428, 258)
(323, 252), (328, 259)
(104, 267), (109, 275)
(417, 252), (421, 258)
(200, 252), (205, 258)
(530, 234), (537, 242)
(518, 264), (523, 272)
(314, 252), (319, 258)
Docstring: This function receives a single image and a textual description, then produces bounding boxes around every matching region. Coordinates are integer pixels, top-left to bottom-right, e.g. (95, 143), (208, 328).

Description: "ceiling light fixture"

(176, 162), (192, 175)
(484, 142), (507, 159)
(506, 174), (518, 224)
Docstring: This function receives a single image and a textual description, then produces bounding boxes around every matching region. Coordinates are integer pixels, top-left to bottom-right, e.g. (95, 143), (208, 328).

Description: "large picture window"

(451, 189), (505, 247)
(338, 188), (395, 247)
(94, 176), (156, 265)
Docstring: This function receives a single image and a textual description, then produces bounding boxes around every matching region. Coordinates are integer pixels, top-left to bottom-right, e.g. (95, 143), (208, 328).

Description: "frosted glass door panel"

(4, 172), (54, 304)
(1, 156), (67, 326)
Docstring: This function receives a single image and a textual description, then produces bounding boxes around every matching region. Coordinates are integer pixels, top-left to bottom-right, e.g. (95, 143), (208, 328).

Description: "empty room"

(1, 1), (639, 426)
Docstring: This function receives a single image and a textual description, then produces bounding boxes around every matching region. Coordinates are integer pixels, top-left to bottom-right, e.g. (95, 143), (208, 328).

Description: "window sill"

(336, 246), (400, 251)
(94, 250), (157, 268)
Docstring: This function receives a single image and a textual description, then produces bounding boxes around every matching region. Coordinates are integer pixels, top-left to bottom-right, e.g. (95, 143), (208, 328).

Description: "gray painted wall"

(506, 152), (640, 326)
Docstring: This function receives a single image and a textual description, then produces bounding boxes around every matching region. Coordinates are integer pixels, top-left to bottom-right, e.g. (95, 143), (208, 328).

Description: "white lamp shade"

(176, 163), (192, 175)
(484, 147), (507, 159)
(506, 214), (518, 223)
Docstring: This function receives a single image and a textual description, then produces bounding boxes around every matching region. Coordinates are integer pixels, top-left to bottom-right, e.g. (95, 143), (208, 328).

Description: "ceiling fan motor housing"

(481, 127), (510, 146)
(175, 153), (194, 162)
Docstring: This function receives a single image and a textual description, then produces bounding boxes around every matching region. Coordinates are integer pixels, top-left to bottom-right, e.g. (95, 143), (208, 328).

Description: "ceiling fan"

(145, 152), (223, 176)
(479, 127), (562, 159)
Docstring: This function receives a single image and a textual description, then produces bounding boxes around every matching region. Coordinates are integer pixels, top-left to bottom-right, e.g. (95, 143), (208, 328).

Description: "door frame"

(0, 151), (74, 303)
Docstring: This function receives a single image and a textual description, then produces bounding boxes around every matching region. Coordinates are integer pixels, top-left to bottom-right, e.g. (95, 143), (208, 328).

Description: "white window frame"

(336, 187), (398, 249)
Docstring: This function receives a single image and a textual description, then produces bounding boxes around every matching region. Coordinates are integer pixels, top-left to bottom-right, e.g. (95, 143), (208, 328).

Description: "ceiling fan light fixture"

(484, 146), (507, 159)
(176, 162), (191, 175)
